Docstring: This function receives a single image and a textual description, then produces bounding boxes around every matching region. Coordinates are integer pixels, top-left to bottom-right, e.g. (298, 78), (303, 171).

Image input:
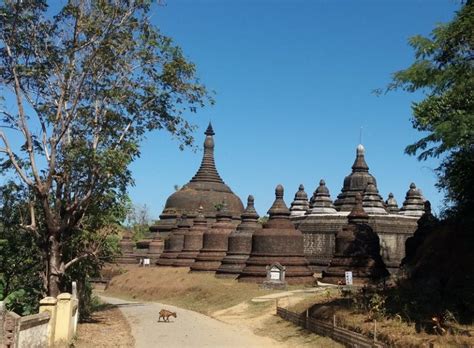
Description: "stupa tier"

(295, 144), (425, 273)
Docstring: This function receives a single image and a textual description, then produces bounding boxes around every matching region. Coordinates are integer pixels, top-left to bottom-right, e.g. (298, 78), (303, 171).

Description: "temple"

(149, 122), (244, 238)
(120, 124), (428, 279)
(295, 144), (424, 273)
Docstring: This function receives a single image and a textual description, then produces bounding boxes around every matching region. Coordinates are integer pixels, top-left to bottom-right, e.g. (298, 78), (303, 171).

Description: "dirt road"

(100, 295), (285, 348)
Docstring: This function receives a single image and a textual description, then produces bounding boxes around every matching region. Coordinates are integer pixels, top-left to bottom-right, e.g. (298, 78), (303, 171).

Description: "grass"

(284, 289), (474, 348)
(254, 313), (343, 347)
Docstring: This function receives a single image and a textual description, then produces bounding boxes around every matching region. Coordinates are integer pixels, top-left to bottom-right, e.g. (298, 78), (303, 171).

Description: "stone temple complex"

(118, 123), (428, 281)
(295, 144), (424, 273)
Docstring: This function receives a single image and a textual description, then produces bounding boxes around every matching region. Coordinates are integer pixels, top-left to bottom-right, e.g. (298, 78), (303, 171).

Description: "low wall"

(1, 285), (79, 348)
(18, 312), (50, 348)
(276, 306), (385, 348)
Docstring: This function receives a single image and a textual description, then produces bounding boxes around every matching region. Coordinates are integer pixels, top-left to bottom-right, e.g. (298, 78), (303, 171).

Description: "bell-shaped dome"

(155, 123), (244, 230)
(385, 193), (399, 214)
(307, 179), (337, 215)
(399, 183), (425, 217)
(362, 178), (388, 215)
(334, 144), (378, 212)
(290, 184), (309, 217)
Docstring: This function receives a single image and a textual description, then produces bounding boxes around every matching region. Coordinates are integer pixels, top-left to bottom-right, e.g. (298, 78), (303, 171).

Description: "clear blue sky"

(1, 1), (459, 220)
(129, 0), (460, 219)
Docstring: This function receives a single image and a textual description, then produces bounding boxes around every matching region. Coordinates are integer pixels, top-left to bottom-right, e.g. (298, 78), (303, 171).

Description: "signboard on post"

(270, 266), (281, 280)
(345, 271), (353, 285)
(263, 263), (287, 290)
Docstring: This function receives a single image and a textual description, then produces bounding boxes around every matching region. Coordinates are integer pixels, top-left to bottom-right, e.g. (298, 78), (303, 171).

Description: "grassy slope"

(105, 266), (273, 315)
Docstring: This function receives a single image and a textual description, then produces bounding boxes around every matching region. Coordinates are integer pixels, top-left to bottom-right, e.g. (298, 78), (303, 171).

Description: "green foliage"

(385, 1), (474, 222)
(258, 215), (269, 225)
(0, 0), (211, 296)
(387, 2), (473, 160)
(0, 183), (44, 315)
(125, 203), (152, 241)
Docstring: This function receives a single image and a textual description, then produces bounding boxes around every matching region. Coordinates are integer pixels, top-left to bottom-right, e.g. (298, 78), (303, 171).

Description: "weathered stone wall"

(297, 215), (347, 272)
(369, 215), (418, 271)
(297, 214), (418, 273)
(18, 312), (50, 348)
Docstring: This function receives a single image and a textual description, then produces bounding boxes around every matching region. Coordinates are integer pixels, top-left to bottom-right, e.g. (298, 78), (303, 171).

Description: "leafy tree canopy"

(385, 1), (473, 219)
(0, 0), (212, 296)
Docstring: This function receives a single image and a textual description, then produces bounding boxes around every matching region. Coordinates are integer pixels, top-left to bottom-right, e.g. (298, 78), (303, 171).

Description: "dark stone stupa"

(216, 195), (262, 278)
(190, 202), (237, 273)
(156, 215), (191, 266)
(238, 185), (314, 284)
(334, 144), (377, 212)
(150, 123), (244, 235)
(307, 179), (337, 215)
(173, 207), (208, 267)
(289, 184), (309, 217)
(323, 193), (389, 284)
(399, 183), (425, 217)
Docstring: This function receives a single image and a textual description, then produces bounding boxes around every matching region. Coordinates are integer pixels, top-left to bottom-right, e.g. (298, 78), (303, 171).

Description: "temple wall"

(297, 215), (347, 272)
(369, 215), (418, 271)
(297, 214), (419, 273)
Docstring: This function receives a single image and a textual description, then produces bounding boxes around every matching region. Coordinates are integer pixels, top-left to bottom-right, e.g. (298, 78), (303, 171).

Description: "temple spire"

(351, 144), (369, 172)
(190, 122), (224, 184)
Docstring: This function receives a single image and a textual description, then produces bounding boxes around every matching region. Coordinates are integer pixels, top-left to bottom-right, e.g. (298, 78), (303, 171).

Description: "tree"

(125, 202), (152, 241)
(0, 1), (211, 296)
(0, 182), (44, 315)
(385, 1), (473, 220)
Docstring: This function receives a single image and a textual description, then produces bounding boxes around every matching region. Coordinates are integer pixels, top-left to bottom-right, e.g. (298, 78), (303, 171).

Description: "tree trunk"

(48, 236), (62, 297)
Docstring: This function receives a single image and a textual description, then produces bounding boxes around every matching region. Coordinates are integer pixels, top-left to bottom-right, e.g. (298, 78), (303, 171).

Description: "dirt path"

(75, 304), (134, 348)
(100, 295), (286, 348)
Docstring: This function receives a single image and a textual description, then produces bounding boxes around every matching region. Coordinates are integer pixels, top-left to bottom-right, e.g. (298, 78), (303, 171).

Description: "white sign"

(345, 271), (353, 285)
(270, 268), (281, 280)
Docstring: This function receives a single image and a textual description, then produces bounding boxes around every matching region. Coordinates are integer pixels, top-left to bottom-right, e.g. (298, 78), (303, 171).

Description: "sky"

(0, 0), (461, 220)
(127, 0), (460, 219)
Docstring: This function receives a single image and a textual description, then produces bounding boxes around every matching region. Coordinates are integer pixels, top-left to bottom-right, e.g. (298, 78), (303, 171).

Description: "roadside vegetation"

(283, 286), (474, 347)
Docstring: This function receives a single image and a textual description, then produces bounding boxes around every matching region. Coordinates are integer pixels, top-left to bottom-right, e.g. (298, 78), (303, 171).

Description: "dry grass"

(255, 314), (343, 348)
(288, 291), (474, 348)
(105, 266), (274, 315)
(74, 303), (134, 348)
